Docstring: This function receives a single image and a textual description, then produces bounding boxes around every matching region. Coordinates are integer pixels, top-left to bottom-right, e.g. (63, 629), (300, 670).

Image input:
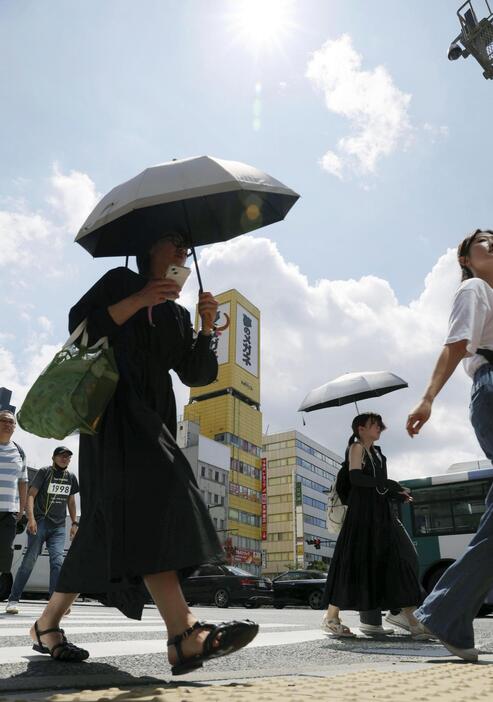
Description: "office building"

(262, 430), (342, 576)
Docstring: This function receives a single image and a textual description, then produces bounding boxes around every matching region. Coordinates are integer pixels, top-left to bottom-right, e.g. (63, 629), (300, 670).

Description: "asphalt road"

(1, 601), (492, 696)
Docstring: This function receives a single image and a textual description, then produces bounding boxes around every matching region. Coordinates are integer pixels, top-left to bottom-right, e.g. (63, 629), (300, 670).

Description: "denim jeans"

(415, 363), (493, 648)
(9, 517), (66, 601)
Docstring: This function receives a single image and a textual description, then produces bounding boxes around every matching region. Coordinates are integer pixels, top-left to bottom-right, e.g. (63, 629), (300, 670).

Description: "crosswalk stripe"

(0, 629), (326, 665)
(0, 622), (302, 637)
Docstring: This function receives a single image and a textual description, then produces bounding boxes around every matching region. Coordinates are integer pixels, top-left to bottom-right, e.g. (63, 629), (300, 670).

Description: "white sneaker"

(359, 623), (394, 636)
(385, 612), (411, 632)
(5, 601), (19, 614)
(385, 613), (435, 641)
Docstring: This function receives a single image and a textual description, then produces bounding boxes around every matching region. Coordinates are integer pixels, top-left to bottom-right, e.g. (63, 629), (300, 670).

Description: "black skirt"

(323, 479), (421, 612)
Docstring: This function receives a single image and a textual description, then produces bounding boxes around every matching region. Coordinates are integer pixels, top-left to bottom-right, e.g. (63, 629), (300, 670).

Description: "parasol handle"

(191, 245), (204, 294)
(181, 200), (204, 294)
(354, 401), (360, 414)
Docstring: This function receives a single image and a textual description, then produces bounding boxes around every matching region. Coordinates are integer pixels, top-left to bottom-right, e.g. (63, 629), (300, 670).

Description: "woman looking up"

(29, 231), (258, 674)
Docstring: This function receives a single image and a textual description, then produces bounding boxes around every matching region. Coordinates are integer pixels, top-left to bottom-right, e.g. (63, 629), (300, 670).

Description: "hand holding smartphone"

(165, 265), (191, 289)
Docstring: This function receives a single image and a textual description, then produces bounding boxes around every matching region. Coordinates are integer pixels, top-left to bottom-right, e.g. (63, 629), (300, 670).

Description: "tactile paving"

(27, 664), (493, 701)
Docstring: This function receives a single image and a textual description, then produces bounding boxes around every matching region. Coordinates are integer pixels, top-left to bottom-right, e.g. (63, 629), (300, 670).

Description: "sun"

(226, 0), (296, 53)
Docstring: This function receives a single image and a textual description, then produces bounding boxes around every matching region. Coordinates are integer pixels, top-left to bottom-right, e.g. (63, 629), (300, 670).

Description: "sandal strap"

(34, 621), (65, 646)
(167, 620), (204, 647)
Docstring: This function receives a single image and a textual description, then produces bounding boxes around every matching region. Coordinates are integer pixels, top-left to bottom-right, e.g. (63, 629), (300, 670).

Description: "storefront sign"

(295, 481), (302, 506)
(235, 548), (262, 566)
(235, 304), (259, 377)
(261, 458), (267, 540)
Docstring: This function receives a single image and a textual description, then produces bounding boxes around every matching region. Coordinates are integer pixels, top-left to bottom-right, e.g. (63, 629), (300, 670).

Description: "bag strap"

(13, 441), (26, 467)
(62, 319), (109, 351)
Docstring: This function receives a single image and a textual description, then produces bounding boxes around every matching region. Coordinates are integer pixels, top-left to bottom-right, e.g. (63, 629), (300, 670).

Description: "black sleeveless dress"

(323, 445), (421, 611)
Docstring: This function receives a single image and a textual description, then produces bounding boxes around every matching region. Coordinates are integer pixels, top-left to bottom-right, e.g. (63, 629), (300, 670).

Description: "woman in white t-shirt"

(407, 228), (493, 662)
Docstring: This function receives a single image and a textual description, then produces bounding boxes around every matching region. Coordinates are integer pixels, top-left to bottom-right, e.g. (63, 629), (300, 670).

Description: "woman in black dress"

(322, 412), (428, 639)
(29, 232), (258, 674)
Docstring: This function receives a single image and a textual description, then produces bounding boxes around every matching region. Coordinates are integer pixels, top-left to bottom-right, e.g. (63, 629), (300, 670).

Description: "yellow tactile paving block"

(23, 665), (493, 702)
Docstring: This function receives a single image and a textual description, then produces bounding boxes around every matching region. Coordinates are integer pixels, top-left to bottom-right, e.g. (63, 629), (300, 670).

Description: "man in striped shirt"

(0, 410), (28, 576)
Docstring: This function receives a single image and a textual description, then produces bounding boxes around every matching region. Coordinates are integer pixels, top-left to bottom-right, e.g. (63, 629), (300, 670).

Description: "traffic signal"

(314, 538), (321, 550)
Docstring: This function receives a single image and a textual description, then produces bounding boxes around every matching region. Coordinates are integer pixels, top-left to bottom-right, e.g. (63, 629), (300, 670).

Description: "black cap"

(53, 446), (73, 456)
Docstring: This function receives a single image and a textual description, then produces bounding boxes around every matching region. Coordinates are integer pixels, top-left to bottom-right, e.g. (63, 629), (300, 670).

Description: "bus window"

(410, 480), (492, 537)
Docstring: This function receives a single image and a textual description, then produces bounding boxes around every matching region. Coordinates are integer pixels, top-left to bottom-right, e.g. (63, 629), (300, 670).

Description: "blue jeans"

(9, 518), (66, 601)
(415, 364), (493, 648)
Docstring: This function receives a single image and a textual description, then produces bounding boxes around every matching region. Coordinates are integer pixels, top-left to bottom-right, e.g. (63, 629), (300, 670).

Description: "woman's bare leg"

(29, 592), (79, 652)
(325, 604), (340, 620)
(144, 571), (220, 664)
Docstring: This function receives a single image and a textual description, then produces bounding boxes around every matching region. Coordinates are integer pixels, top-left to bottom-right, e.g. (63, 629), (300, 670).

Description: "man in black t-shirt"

(5, 446), (79, 614)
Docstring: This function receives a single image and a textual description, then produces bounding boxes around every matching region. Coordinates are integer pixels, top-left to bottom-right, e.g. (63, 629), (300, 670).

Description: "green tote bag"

(17, 320), (119, 440)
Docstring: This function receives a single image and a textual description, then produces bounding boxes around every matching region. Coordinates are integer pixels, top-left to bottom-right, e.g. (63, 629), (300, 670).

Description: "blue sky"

(1, 0), (492, 472)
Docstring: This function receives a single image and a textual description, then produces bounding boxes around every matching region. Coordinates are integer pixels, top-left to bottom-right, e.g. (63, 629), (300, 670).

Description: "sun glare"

(227, 0), (296, 53)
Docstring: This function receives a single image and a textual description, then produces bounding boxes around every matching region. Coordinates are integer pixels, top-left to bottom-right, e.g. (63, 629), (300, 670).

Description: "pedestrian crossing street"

(0, 601), (327, 666)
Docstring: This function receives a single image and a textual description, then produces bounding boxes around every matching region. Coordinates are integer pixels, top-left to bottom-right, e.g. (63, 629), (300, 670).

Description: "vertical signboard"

(235, 303), (259, 377)
(261, 458), (267, 540)
(209, 303), (231, 365)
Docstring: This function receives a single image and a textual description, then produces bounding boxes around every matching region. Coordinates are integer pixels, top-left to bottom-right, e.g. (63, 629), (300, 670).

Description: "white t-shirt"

(445, 278), (493, 379)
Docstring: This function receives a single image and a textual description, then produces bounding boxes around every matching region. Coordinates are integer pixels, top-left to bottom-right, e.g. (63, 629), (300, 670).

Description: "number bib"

(47, 482), (71, 496)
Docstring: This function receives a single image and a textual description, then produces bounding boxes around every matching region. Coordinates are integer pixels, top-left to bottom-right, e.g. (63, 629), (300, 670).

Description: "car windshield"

(225, 566), (255, 577)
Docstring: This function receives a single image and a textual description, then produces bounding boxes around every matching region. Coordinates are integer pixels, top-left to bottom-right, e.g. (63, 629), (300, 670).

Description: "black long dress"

(56, 267), (224, 619)
(323, 445), (421, 611)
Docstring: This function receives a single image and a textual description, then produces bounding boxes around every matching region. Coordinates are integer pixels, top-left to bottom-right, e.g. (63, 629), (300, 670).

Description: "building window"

(214, 494), (220, 504)
(228, 508), (261, 527)
(215, 471), (219, 482)
(267, 531), (293, 541)
(201, 465), (206, 477)
(208, 492), (213, 504)
(304, 514), (326, 529)
(208, 468), (213, 480)
(268, 513), (293, 523)
(303, 495), (327, 511)
(268, 476), (292, 486)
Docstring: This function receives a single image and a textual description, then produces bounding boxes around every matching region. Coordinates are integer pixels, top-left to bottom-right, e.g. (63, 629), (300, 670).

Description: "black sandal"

(167, 619), (258, 676)
(32, 621), (89, 662)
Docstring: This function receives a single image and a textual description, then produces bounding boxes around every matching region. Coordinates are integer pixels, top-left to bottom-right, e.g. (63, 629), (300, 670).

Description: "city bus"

(399, 467), (493, 614)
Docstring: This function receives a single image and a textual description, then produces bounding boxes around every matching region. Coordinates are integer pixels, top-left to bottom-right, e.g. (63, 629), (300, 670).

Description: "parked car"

(272, 569), (327, 609)
(182, 563), (273, 608)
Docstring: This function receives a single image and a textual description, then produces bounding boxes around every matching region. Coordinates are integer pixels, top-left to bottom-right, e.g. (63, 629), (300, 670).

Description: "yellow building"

(184, 289), (263, 575)
(262, 430), (341, 578)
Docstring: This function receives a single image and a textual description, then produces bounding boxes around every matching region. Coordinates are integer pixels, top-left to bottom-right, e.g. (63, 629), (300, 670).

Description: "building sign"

(261, 458), (267, 540)
(210, 303), (231, 365)
(295, 482), (302, 506)
(235, 303), (259, 377)
(235, 548), (262, 566)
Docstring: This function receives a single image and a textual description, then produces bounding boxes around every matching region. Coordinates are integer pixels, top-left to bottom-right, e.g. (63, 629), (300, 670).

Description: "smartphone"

(165, 265), (191, 289)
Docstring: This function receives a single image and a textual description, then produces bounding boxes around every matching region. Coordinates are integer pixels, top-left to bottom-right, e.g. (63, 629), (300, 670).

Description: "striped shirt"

(0, 441), (28, 513)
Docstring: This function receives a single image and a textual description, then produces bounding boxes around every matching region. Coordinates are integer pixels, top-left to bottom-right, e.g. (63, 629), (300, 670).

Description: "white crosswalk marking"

(0, 601), (319, 666)
(0, 629), (326, 665)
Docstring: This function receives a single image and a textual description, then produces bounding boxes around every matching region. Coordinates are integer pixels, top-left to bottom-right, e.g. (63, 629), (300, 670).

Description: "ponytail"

(347, 432), (358, 448)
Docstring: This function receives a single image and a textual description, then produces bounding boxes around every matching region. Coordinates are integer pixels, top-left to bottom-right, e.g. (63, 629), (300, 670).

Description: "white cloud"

(48, 164), (100, 233)
(37, 316), (53, 334)
(0, 165), (99, 274)
(177, 236), (479, 479)
(306, 34), (412, 178)
(0, 210), (53, 267)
